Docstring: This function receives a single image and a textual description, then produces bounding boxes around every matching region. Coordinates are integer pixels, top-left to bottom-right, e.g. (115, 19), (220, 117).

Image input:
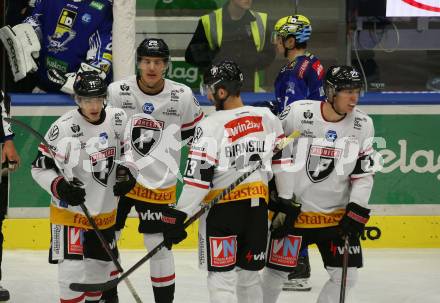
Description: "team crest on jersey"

(131, 117), (164, 156)
(90, 147), (116, 186)
(306, 145), (342, 182)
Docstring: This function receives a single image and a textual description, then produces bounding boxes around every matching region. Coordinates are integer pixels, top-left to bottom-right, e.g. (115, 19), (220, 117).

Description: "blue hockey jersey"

(24, 0), (113, 92)
(274, 52), (325, 113)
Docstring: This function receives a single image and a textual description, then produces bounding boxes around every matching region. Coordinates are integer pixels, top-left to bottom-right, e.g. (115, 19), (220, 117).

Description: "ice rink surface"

(2, 248), (440, 302)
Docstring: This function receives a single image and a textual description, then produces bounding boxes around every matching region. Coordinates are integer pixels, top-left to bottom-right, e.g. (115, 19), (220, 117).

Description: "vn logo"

(268, 235), (302, 267)
(209, 236), (237, 267)
(140, 210), (162, 221)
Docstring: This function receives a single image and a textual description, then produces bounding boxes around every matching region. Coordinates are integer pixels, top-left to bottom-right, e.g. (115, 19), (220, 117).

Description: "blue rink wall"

(4, 92), (440, 249)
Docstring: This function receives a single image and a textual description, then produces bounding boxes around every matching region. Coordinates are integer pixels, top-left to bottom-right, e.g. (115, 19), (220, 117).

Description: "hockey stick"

(70, 130), (301, 292)
(339, 234), (350, 303)
(5, 117), (143, 303)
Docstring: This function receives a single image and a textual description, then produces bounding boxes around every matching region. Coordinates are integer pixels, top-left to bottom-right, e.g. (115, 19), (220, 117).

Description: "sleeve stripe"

(189, 150), (218, 164)
(38, 143), (66, 162)
(184, 178), (210, 189)
(182, 112), (204, 129)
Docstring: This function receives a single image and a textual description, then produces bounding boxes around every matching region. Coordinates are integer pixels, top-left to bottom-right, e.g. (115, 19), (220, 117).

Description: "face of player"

(137, 56), (167, 91)
(78, 97), (105, 123)
(230, 0), (252, 10)
(333, 88), (361, 114)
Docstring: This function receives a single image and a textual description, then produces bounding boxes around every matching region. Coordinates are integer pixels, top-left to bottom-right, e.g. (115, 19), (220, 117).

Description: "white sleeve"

(31, 121), (67, 196)
(106, 82), (122, 108)
(177, 122), (217, 216)
(180, 89), (204, 140)
(349, 120), (375, 207)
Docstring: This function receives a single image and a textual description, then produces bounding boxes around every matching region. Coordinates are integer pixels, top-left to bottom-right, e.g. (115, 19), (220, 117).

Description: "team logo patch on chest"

(90, 147), (116, 186)
(131, 117), (164, 156)
(306, 145), (342, 182)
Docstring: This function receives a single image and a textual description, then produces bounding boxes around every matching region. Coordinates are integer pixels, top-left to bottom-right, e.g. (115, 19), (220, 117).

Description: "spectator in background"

(185, 0), (274, 92)
(0, 0), (113, 94)
(0, 89), (21, 302)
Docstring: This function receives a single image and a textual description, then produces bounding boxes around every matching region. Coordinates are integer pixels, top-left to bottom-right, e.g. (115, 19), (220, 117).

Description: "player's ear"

(284, 36), (295, 49)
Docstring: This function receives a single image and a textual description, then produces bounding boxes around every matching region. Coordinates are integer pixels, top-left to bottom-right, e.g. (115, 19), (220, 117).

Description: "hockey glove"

(162, 208), (188, 250)
(339, 202), (371, 237)
(113, 165), (137, 196)
(269, 193), (301, 239)
(51, 176), (86, 206)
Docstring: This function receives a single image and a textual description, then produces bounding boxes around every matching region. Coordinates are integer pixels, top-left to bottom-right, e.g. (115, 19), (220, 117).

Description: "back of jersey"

(184, 106), (285, 205)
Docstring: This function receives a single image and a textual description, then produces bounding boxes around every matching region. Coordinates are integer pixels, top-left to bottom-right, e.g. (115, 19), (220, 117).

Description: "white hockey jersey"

(31, 107), (127, 229)
(177, 106), (294, 215)
(107, 76), (204, 205)
(279, 100), (375, 228)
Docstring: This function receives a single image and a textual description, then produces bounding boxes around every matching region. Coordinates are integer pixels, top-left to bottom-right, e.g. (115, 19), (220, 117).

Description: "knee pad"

(327, 266), (358, 289)
(207, 271), (237, 302)
(236, 268), (261, 287)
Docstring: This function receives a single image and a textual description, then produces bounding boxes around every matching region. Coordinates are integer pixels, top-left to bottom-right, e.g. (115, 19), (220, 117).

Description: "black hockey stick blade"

(71, 129), (301, 292)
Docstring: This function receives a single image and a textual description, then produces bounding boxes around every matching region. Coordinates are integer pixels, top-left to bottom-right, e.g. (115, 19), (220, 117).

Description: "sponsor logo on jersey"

(301, 129), (315, 138)
(114, 112), (123, 126)
(46, 56), (68, 73)
(245, 250), (266, 262)
(99, 132), (108, 144)
(354, 117), (366, 130)
(325, 130), (338, 142)
(57, 9), (76, 29)
(306, 145), (342, 182)
(330, 241), (361, 257)
(209, 236), (237, 267)
(90, 147), (116, 186)
(122, 100), (134, 109)
(193, 126), (203, 144)
(301, 110), (314, 125)
(139, 209), (163, 221)
(81, 13), (92, 24)
(90, 1), (105, 10)
(162, 107), (179, 117)
(224, 116), (264, 142)
(142, 102), (155, 114)
(71, 124), (80, 133)
(268, 235), (302, 267)
(298, 59), (310, 79)
(120, 83), (130, 91)
(278, 106), (291, 120)
(312, 60), (324, 79)
(131, 117), (164, 156)
(48, 125), (59, 141)
(67, 226), (83, 255)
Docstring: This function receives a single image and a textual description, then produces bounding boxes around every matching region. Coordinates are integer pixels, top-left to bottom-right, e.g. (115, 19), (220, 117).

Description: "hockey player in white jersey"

(106, 38), (204, 303)
(169, 60), (300, 303)
(31, 71), (127, 303)
(261, 65), (376, 303)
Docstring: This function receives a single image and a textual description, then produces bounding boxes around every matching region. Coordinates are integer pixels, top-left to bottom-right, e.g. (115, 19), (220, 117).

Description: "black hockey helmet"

(201, 60), (244, 96)
(137, 38), (170, 61)
(73, 71), (107, 98)
(325, 65), (363, 94)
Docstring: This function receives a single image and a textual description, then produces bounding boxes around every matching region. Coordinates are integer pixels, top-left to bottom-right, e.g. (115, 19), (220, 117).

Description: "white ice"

(2, 248), (440, 302)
